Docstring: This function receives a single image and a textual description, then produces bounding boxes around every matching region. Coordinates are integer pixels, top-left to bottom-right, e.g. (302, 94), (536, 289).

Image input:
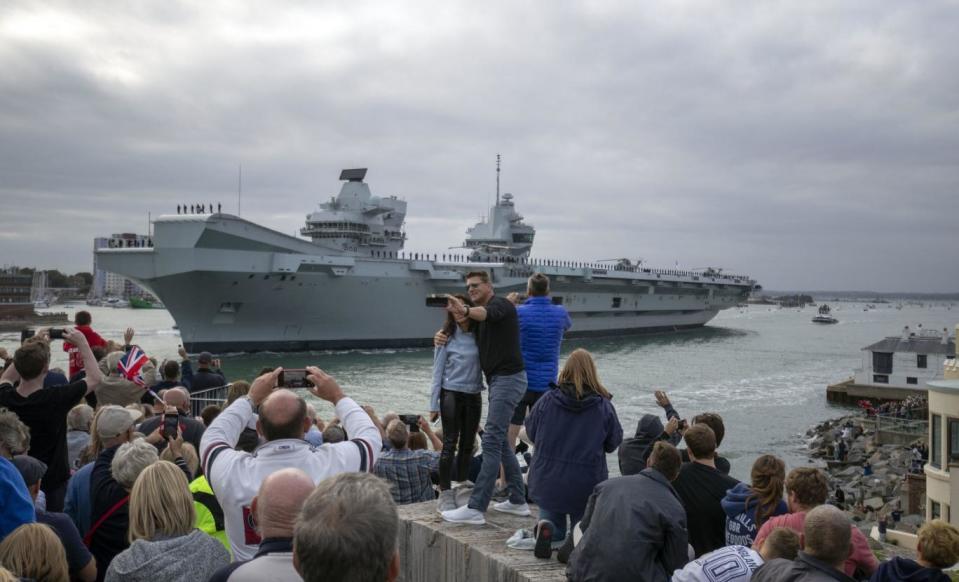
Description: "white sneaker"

(442, 505), (486, 525)
(491, 500), (531, 517)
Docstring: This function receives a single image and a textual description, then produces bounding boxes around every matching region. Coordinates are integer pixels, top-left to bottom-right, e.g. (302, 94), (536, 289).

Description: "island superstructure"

(95, 168), (759, 352)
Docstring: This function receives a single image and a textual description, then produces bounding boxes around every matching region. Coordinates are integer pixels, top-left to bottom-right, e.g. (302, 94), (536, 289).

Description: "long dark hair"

(442, 294), (473, 337)
(747, 454), (786, 529)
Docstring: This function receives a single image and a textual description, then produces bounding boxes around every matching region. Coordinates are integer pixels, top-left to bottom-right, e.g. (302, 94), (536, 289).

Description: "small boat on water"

(129, 296), (165, 309)
(103, 297), (130, 309)
(812, 304), (838, 324)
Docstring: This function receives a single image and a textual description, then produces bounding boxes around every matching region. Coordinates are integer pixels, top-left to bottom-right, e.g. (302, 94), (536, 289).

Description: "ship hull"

(96, 214), (753, 353)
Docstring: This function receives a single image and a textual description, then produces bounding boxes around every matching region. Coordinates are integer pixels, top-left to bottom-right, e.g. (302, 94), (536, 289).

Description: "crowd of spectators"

(0, 286), (956, 582)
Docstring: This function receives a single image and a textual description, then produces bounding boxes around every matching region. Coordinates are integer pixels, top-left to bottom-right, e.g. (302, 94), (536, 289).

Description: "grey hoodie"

(104, 529), (230, 582)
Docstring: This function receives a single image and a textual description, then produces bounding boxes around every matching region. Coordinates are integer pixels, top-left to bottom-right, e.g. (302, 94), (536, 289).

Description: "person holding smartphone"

(186, 352), (226, 393)
(429, 294), (485, 513)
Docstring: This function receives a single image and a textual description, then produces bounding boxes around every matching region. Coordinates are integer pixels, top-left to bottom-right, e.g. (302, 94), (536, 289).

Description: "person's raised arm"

(447, 295), (489, 322)
(655, 390), (679, 420)
(307, 366), (382, 467)
(418, 416), (443, 451)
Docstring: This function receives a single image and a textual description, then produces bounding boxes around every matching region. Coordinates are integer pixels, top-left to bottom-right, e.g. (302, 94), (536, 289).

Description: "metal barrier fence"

(190, 384), (232, 418)
(875, 413), (928, 436)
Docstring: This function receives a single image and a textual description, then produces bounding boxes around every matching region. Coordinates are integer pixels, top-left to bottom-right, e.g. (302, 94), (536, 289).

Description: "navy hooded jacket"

(516, 296), (571, 391)
(721, 482), (788, 547)
(525, 382), (622, 516)
(869, 557), (950, 582)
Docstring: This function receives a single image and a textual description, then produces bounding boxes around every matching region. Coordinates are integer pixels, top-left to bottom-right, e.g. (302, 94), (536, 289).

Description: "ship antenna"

(495, 154), (501, 207)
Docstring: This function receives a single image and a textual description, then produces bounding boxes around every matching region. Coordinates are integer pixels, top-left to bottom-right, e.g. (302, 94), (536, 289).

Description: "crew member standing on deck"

(440, 271), (530, 525)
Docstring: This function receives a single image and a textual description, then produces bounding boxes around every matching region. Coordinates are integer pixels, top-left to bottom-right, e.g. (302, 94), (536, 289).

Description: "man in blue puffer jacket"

(508, 273), (572, 448)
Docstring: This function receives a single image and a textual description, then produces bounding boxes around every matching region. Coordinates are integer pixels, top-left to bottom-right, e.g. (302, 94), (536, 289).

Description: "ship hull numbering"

(96, 171), (755, 353)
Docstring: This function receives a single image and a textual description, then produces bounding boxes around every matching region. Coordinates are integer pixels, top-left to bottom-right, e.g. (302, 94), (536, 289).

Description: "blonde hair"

(0, 523), (69, 582)
(557, 349), (611, 399)
(226, 381), (251, 405)
(0, 566), (17, 582)
(160, 442), (199, 479)
(918, 519), (959, 568)
(128, 460), (195, 542)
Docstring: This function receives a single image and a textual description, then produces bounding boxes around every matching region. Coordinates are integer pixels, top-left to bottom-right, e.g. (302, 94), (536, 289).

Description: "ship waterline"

(96, 170), (755, 352)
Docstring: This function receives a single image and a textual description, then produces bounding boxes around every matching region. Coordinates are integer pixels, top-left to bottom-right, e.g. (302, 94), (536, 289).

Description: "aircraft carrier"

(95, 167), (759, 353)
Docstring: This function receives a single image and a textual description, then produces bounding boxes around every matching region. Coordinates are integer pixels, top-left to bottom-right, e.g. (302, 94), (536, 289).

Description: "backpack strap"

(193, 491), (225, 531)
(83, 495), (130, 547)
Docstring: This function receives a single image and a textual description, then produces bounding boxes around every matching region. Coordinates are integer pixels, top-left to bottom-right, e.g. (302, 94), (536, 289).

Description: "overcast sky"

(1, 1), (956, 292)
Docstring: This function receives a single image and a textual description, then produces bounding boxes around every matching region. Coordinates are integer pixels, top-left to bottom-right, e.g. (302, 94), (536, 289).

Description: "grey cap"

(12, 455), (47, 486)
(96, 405), (142, 439)
(198, 351), (214, 364)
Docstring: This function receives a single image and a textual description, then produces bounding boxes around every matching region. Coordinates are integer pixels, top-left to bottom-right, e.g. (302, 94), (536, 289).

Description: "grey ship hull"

(97, 214), (753, 353)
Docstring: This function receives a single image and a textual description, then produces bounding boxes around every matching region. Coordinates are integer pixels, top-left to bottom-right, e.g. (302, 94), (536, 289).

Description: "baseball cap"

(12, 455), (47, 486)
(96, 405), (142, 439)
(198, 352), (213, 364)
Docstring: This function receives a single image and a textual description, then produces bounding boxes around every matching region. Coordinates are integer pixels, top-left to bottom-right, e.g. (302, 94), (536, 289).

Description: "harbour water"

(5, 302), (955, 481)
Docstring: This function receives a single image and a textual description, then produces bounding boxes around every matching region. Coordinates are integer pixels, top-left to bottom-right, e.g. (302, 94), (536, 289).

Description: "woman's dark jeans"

(438, 388), (482, 490)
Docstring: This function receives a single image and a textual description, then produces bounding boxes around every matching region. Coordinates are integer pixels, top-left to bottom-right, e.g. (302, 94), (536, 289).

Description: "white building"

(92, 233), (154, 298)
(854, 326), (955, 390)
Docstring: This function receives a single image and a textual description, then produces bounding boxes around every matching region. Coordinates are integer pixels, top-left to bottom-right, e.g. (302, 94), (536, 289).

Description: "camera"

(279, 369), (311, 389)
(49, 328), (65, 340)
(398, 414), (421, 432)
(425, 294), (448, 308)
(678, 419), (689, 431)
(20, 329), (35, 343)
(162, 413), (179, 440)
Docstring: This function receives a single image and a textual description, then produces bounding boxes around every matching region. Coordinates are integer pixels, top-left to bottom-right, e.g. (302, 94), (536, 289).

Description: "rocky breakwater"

(805, 413), (925, 537)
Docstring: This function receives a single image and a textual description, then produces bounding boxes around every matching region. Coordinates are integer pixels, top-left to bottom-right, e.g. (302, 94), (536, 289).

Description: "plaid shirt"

(373, 448), (439, 505)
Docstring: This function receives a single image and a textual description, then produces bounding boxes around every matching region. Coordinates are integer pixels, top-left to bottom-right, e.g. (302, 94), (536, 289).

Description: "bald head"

(258, 389), (309, 441)
(803, 504), (852, 568)
(164, 387), (190, 413)
(253, 468), (315, 538)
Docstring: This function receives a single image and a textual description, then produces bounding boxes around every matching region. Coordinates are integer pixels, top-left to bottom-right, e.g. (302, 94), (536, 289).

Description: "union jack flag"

(117, 345), (149, 387)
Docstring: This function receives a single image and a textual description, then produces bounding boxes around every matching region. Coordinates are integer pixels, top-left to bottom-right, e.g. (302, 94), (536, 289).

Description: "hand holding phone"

(162, 412), (179, 440)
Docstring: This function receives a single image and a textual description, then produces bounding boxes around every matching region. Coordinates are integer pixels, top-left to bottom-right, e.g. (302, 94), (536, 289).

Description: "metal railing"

(190, 384), (231, 417)
(875, 414), (929, 436)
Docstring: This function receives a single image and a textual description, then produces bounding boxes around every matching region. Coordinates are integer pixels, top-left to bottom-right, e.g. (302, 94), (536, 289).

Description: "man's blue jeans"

(468, 371), (528, 512)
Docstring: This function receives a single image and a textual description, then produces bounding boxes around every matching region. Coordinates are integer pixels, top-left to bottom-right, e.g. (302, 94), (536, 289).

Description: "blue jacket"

(0, 456), (35, 540)
(525, 383), (622, 516)
(721, 482), (788, 547)
(65, 461), (94, 536)
(516, 297), (572, 391)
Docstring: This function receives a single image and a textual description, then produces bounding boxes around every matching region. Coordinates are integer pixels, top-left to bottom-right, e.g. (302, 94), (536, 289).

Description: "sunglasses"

(466, 283), (484, 289)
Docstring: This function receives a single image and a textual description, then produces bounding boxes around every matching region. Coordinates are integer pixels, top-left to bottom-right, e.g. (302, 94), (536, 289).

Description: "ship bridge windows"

(512, 233), (534, 243)
(611, 297), (622, 308)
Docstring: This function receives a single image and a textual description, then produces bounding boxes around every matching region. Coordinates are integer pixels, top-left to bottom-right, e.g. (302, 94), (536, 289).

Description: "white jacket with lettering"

(199, 397), (381, 561)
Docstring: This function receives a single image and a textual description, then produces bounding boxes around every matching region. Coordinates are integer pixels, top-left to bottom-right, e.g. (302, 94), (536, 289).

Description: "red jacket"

(63, 325), (107, 378)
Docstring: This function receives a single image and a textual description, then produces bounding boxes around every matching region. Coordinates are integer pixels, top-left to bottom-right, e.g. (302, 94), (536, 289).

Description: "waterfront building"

(923, 324), (959, 524)
(0, 268), (33, 317)
(854, 326), (955, 390)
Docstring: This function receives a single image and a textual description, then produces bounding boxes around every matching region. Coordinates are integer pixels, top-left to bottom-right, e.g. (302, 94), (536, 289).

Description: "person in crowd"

(722, 454), (789, 547)
(524, 348), (622, 558)
(104, 461), (230, 582)
(0, 408), (35, 539)
(672, 526), (801, 582)
(153, 359), (186, 392)
(322, 424), (347, 443)
(566, 441), (688, 581)
(209, 468), (316, 582)
(687, 411), (731, 474)
(304, 403), (324, 446)
(137, 387), (205, 452)
(95, 333), (158, 406)
(753, 467), (877, 578)
(11, 454), (97, 581)
(89, 421), (159, 581)
(0, 523), (70, 582)
(869, 519), (959, 582)
(294, 472), (399, 582)
(753, 504), (857, 581)
(63, 310), (108, 379)
(374, 418), (440, 505)
(200, 367), (381, 561)
(201, 404), (222, 427)
(225, 380), (250, 405)
(67, 403), (94, 472)
(617, 406), (683, 476)
(0, 328), (102, 511)
(188, 351), (226, 392)
(507, 273), (572, 450)
(161, 441), (198, 479)
(429, 293), (484, 512)
(441, 271), (530, 525)
(671, 424), (740, 557)
(65, 406), (111, 535)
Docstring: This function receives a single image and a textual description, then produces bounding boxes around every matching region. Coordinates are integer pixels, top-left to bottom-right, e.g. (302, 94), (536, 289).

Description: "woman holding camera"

(429, 294), (485, 513)
(524, 348), (623, 558)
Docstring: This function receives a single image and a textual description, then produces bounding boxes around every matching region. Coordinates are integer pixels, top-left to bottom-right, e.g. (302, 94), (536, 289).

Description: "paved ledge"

(397, 500), (567, 581)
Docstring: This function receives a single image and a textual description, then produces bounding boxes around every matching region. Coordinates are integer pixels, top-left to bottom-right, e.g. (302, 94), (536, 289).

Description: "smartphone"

(425, 294), (448, 308)
(281, 368), (311, 388)
(399, 414), (421, 432)
(49, 328), (65, 340)
(162, 413), (179, 439)
(678, 419), (689, 431)
(20, 329), (35, 343)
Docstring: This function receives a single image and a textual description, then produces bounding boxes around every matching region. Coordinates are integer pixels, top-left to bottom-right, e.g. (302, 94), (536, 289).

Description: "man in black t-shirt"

(0, 328), (102, 511)
(441, 271), (529, 525)
(671, 424), (739, 557)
